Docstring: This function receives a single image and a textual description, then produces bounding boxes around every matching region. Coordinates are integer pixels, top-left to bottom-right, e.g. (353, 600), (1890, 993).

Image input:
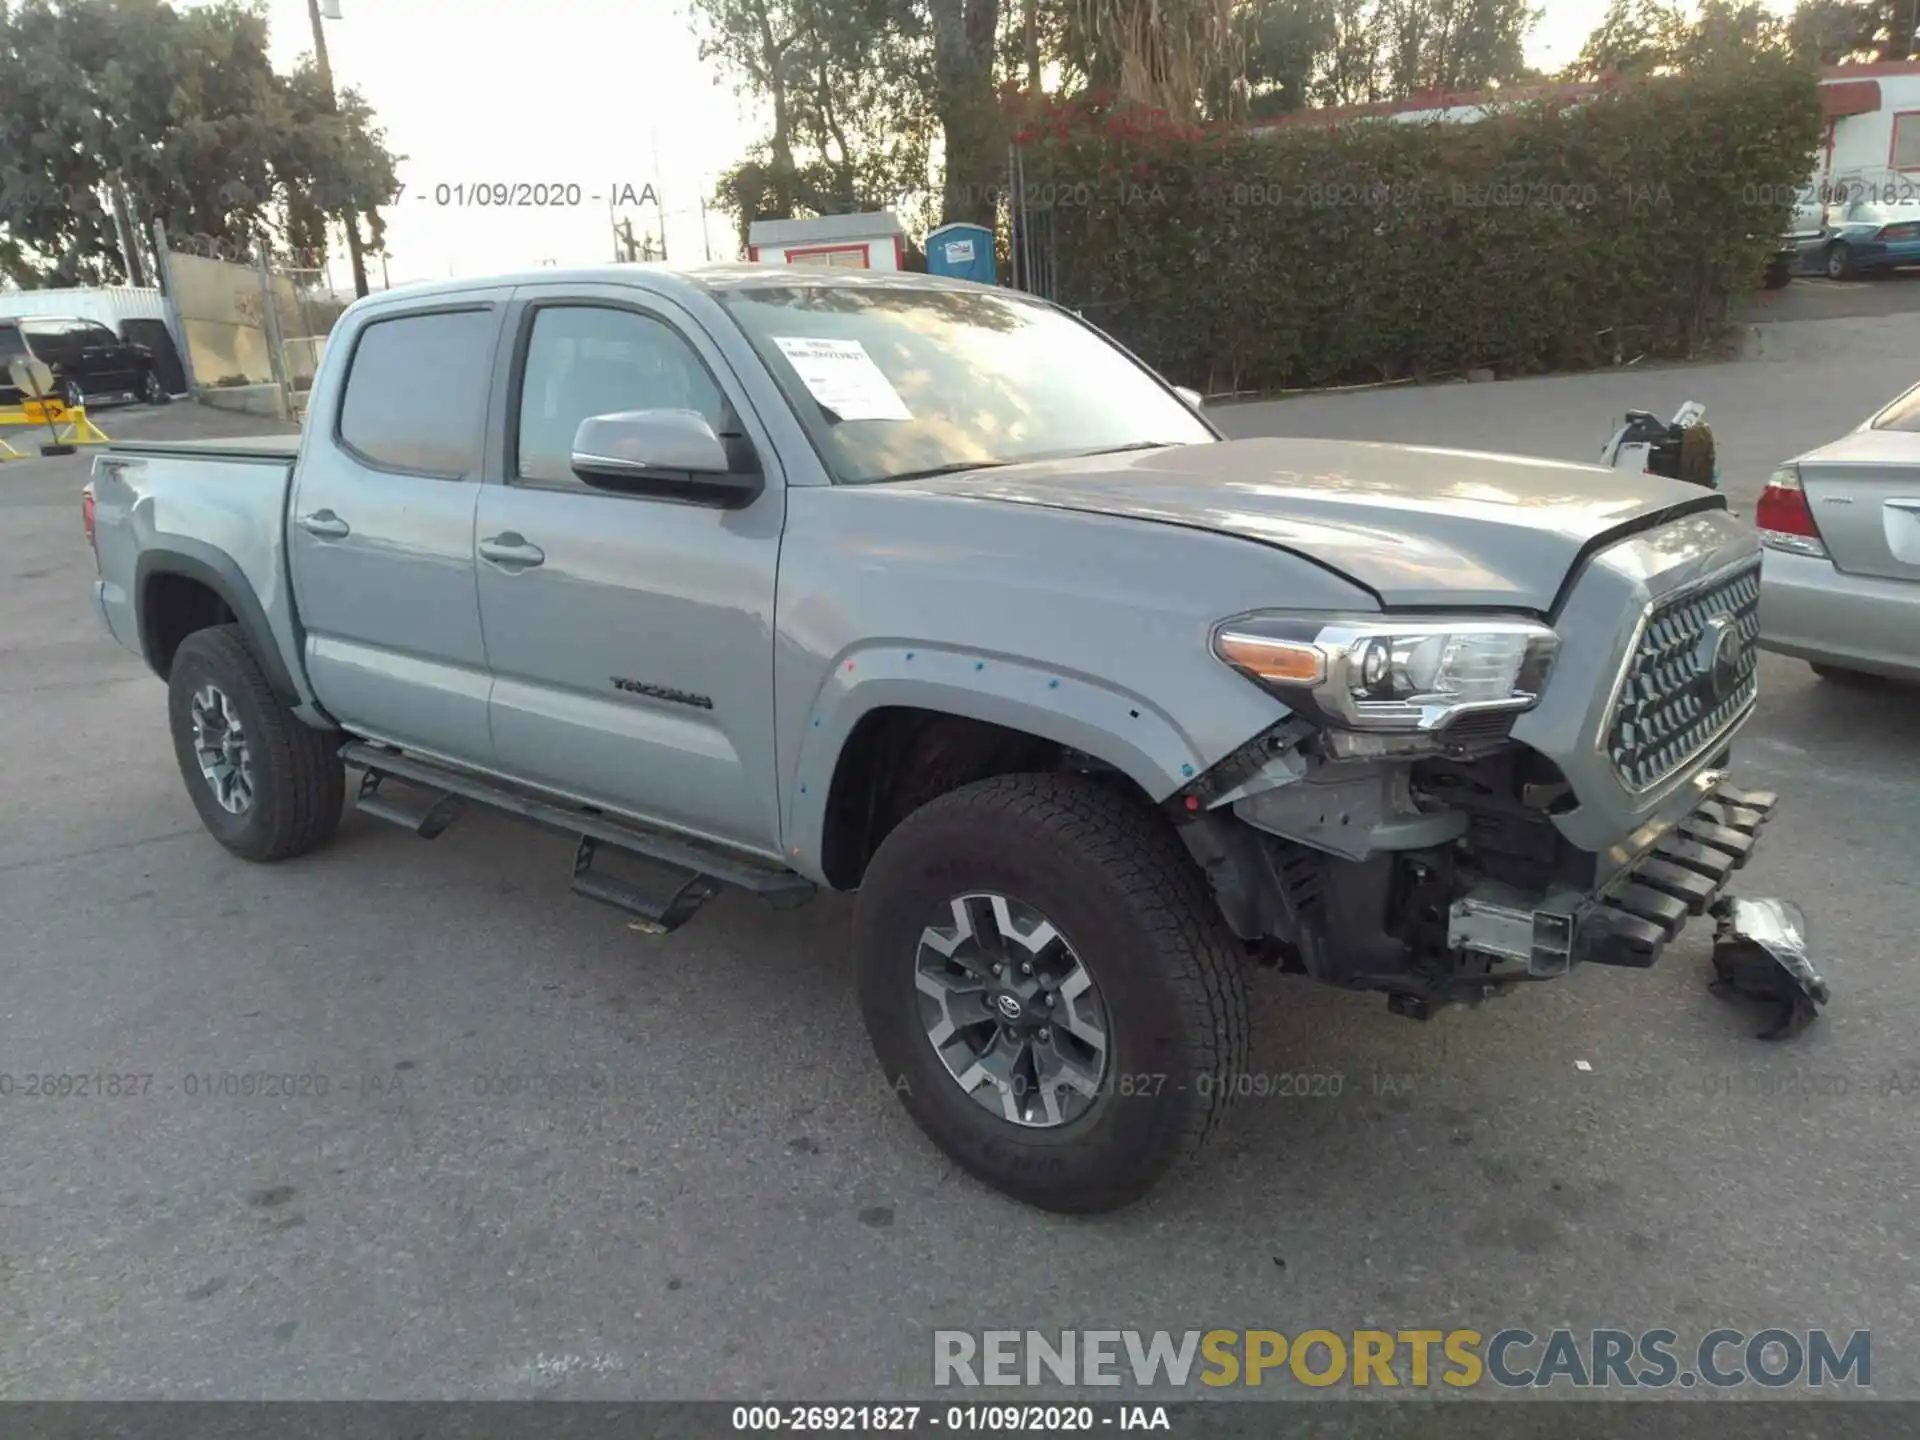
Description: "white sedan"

(1758, 379), (1920, 682)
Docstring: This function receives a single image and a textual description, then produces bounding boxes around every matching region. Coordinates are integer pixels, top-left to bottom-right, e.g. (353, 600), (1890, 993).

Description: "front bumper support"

(1581, 783), (1779, 967)
(1447, 781), (1779, 975)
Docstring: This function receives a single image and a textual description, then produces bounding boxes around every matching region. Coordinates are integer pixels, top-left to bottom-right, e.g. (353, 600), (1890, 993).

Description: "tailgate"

(1797, 428), (1920, 584)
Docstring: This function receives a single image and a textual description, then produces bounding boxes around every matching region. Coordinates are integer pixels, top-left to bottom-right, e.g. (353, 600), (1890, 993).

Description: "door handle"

(298, 509), (350, 539)
(479, 532), (545, 570)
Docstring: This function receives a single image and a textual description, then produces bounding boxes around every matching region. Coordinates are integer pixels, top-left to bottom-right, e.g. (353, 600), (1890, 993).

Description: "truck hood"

(904, 436), (1721, 611)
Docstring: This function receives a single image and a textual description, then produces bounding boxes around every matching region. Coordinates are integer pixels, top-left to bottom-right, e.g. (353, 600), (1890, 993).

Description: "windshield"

(1871, 383), (1920, 433)
(717, 282), (1214, 484)
(1844, 200), (1920, 225)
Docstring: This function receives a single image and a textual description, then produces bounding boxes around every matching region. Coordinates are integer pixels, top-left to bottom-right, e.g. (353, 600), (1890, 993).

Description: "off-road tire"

(854, 772), (1250, 1213)
(166, 625), (345, 862)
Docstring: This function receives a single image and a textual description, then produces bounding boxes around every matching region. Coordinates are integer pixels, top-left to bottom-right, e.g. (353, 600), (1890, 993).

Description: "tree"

(1790, 0), (1918, 63)
(693, 0), (812, 221)
(1566, 0), (1687, 78)
(693, 0), (935, 233)
(1239, 0), (1539, 115)
(694, 0), (1543, 241)
(1679, 0), (1789, 63)
(1, 0), (135, 286)
(272, 60), (403, 262)
(1245, 0), (1338, 115)
(1069, 0), (1244, 117)
(1568, 0), (1794, 80)
(0, 0), (401, 288)
(931, 0), (1003, 222)
(1392, 0), (1538, 93)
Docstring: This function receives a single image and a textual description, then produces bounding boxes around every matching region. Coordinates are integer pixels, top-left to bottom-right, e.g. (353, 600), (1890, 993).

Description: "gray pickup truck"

(85, 263), (1780, 1212)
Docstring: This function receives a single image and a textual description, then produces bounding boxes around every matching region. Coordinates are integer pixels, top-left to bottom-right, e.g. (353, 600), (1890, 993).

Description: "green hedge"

(1010, 57), (1823, 393)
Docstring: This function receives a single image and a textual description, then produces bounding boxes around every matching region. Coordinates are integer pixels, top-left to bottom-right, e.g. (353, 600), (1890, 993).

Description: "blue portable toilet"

(925, 222), (996, 284)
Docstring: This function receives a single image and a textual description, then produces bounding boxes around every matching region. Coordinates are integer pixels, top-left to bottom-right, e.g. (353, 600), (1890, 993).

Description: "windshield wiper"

(1070, 440), (1182, 457)
(882, 460), (1017, 483)
(880, 442), (1180, 484)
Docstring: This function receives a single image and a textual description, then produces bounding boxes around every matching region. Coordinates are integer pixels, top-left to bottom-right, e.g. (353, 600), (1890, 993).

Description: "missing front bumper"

(1448, 781), (1780, 975)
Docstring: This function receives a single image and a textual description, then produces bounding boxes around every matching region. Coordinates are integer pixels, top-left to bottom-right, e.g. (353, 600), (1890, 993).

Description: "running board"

(356, 769), (466, 838)
(338, 742), (815, 919)
(571, 837), (722, 935)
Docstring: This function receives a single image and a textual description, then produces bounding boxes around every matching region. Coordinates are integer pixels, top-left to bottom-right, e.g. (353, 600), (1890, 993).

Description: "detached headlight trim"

(1213, 613), (1559, 733)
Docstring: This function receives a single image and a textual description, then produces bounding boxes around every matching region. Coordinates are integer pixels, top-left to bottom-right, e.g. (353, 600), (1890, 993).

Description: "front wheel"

(853, 773), (1249, 1213)
(166, 625), (345, 861)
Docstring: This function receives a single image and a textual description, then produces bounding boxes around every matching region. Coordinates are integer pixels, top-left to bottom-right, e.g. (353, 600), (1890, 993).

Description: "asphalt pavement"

(3, 332), (1918, 1403)
(1737, 270), (1920, 325)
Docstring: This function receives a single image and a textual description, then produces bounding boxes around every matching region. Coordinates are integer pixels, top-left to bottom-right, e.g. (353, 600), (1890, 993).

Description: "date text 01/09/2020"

(407, 181), (660, 208)
(730, 1405), (1171, 1431)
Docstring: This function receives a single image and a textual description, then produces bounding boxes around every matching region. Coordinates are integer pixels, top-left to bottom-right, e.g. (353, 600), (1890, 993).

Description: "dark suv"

(0, 316), (172, 409)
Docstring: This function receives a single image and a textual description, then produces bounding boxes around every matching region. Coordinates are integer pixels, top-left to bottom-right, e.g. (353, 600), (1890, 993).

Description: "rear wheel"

(141, 369), (170, 404)
(1826, 243), (1855, 280)
(853, 772), (1249, 1213)
(59, 377), (85, 410)
(166, 625), (345, 861)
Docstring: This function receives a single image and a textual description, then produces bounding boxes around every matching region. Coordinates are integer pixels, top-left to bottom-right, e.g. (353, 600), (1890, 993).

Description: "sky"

(251, 0), (1659, 290)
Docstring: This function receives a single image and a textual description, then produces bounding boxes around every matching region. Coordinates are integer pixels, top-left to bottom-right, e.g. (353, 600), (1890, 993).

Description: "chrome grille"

(1604, 558), (1761, 792)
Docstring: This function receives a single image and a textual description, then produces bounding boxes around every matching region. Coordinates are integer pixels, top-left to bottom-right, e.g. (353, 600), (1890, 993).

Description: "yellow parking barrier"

(0, 398), (112, 457)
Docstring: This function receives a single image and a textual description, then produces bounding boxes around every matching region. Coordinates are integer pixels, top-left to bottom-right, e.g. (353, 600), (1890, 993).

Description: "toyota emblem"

(995, 993), (1023, 1021)
(1696, 614), (1745, 701)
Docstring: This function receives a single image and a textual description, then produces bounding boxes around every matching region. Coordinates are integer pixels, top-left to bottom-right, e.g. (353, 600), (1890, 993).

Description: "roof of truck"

(361, 262), (994, 309)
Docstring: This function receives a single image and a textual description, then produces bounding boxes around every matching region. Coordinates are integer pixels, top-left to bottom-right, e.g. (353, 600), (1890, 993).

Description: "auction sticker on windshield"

(773, 336), (912, 421)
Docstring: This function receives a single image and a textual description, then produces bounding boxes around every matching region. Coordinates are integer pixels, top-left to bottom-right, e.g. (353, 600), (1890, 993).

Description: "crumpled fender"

(781, 642), (1206, 879)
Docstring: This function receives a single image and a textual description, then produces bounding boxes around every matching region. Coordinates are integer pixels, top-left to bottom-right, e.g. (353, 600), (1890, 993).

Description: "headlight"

(1212, 614), (1559, 733)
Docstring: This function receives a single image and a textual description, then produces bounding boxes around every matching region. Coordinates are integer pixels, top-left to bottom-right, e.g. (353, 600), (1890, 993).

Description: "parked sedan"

(1757, 380), (1920, 683)
(1799, 198), (1920, 280)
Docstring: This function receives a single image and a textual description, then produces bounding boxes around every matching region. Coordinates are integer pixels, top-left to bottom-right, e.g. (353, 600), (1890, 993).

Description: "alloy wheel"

(189, 683), (255, 814)
(914, 892), (1111, 1128)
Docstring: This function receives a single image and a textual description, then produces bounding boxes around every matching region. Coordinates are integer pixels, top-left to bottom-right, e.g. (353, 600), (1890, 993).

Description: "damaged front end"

(1172, 726), (1788, 1020)
(1175, 525), (1824, 1030)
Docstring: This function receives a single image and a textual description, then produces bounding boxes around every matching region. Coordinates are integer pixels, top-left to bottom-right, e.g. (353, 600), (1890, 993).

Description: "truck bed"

(89, 435), (307, 711)
(105, 434), (302, 463)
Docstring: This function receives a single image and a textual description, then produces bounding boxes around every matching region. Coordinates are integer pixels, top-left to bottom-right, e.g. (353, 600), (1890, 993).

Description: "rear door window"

(337, 308), (495, 477)
(1870, 385), (1920, 434)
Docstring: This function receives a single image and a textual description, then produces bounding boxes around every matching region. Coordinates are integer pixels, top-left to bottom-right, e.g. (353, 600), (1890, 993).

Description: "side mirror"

(570, 409), (762, 507)
(1173, 385), (1204, 411)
